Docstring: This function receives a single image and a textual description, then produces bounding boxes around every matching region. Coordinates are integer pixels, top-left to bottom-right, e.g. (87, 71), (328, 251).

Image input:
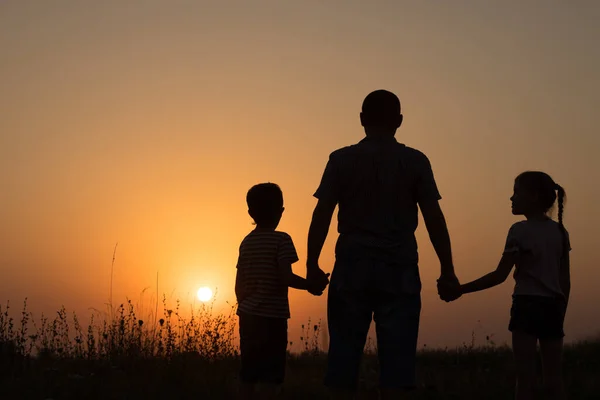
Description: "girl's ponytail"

(556, 184), (566, 229)
(555, 183), (569, 258)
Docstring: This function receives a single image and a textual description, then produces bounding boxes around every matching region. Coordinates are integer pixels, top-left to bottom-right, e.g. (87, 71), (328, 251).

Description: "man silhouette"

(306, 90), (459, 399)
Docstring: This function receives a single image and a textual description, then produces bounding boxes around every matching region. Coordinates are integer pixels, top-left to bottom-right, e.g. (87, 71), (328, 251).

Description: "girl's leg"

(539, 338), (566, 400)
(512, 331), (538, 400)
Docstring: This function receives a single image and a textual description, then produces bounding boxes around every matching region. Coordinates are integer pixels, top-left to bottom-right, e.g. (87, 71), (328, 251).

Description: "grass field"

(1, 298), (598, 399)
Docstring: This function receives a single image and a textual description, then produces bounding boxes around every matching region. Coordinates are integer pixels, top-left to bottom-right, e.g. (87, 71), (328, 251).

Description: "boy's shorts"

(509, 295), (566, 340)
(239, 311), (288, 384)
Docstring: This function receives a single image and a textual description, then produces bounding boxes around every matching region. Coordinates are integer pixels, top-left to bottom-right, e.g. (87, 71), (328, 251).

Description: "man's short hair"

(361, 90), (402, 124)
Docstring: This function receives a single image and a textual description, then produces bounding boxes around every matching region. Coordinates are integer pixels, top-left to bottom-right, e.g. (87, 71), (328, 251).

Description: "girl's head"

(510, 171), (566, 225)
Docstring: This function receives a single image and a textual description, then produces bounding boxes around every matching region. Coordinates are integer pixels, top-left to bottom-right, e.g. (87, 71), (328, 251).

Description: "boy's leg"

(374, 292), (421, 399)
(257, 317), (287, 400)
(512, 331), (538, 400)
(239, 314), (276, 399)
(238, 314), (256, 400)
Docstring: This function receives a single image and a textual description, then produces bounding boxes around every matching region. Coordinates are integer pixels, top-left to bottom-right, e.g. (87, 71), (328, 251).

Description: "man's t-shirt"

(236, 230), (299, 319)
(314, 135), (441, 267)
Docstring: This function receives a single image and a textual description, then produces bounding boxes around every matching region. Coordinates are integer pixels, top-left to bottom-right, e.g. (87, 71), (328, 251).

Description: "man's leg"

(374, 293), (421, 399)
(325, 269), (372, 399)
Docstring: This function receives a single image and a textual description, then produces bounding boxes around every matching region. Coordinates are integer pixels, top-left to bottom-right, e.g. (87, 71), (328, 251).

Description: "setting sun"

(197, 287), (213, 302)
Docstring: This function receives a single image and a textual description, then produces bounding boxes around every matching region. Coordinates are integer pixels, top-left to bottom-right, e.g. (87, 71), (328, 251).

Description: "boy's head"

(246, 183), (284, 228)
(360, 90), (403, 136)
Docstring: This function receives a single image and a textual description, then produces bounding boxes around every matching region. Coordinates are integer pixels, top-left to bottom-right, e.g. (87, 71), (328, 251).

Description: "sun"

(197, 286), (213, 302)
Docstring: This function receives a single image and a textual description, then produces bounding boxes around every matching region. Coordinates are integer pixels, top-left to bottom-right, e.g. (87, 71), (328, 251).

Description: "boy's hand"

(308, 272), (330, 296)
(307, 263), (328, 284)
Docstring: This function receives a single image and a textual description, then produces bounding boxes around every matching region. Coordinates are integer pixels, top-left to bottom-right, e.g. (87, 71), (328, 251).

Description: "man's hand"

(437, 273), (461, 302)
(307, 264), (330, 296)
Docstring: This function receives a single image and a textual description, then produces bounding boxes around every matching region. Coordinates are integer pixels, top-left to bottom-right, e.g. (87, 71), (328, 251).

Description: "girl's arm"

(560, 249), (571, 304)
(461, 253), (517, 295)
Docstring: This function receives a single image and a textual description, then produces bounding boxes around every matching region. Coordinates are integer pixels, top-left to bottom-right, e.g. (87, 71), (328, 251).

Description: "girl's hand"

(437, 278), (462, 302)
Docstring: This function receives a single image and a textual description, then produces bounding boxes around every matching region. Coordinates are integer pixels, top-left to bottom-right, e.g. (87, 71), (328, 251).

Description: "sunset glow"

(197, 287), (213, 303)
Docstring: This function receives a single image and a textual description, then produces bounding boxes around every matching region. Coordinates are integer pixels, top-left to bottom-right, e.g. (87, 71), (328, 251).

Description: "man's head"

(360, 90), (403, 136)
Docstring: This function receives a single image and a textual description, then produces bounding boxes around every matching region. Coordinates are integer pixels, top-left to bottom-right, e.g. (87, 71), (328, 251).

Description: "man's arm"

(306, 198), (336, 277)
(420, 200), (456, 279)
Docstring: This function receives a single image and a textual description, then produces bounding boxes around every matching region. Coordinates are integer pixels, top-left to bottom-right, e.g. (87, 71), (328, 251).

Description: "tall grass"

(0, 296), (238, 361)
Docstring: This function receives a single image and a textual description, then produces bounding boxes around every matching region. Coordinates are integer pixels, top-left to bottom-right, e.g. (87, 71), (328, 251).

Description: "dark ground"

(2, 341), (599, 399)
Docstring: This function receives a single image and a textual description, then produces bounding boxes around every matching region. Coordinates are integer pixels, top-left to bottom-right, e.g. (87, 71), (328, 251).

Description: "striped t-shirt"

(235, 229), (299, 319)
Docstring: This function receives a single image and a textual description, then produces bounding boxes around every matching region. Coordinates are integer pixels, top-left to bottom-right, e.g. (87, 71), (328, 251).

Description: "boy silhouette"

(306, 90), (459, 399)
(236, 183), (329, 399)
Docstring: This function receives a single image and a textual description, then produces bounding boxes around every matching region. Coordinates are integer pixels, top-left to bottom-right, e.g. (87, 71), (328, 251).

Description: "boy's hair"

(515, 171), (567, 228)
(246, 183), (283, 225)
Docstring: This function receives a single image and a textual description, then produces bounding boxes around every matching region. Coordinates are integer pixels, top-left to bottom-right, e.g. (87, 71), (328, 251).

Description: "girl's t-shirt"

(503, 218), (570, 298)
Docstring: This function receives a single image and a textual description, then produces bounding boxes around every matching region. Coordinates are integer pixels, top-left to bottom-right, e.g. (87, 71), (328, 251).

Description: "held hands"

(437, 273), (462, 302)
(307, 265), (330, 296)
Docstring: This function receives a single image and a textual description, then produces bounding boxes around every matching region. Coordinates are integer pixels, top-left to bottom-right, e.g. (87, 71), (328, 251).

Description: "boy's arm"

(235, 269), (246, 302)
(279, 260), (311, 290)
(460, 253), (516, 295)
(234, 247), (246, 303)
(279, 259), (329, 293)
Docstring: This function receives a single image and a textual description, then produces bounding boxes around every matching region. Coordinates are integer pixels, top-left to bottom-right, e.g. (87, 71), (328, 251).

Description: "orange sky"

(1, 1), (599, 349)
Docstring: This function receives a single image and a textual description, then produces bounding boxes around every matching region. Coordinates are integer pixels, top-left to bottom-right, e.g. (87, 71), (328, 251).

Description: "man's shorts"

(325, 251), (422, 390)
